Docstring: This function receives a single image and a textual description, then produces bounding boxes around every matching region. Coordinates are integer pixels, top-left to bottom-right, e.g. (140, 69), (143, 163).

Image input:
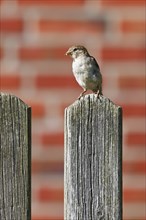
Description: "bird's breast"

(72, 56), (101, 90)
(72, 58), (98, 77)
(72, 58), (85, 74)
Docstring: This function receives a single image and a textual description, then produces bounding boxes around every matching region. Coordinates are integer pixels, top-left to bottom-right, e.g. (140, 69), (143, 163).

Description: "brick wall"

(0, 0), (145, 220)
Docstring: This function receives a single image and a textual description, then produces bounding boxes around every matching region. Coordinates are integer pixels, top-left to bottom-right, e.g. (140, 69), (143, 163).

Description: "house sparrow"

(66, 45), (103, 99)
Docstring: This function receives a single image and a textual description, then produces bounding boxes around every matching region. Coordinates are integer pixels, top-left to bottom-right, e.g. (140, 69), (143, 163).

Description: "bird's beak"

(65, 50), (71, 56)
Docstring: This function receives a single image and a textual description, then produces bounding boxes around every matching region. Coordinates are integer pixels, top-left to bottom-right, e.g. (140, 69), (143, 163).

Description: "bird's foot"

(77, 94), (83, 100)
(77, 93), (85, 100)
(94, 91), (103, 100)
(77, 90), (87, 100)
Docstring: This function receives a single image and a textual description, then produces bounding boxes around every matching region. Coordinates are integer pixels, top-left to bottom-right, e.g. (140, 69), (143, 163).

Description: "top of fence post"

(64, 94), (122, 220)
(0, 92), (31, 220)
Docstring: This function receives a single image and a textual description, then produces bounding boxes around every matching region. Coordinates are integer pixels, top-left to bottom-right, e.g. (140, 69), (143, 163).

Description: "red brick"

(124, 218), (145, 220)
(123, 189), (146, 202)
(101, 0), (145, 6)
(41, 133), (64, 146)
(123, 161), (146, 174)
(18, 0), (84, 5)
(38, 188), (63, 202)
(118, 76), (145, 89)
(32, 160), (64, 173)
(19, 47), (68, 60)
(39, 20), (104, 33)
(101, 47), (145, 61)
(0, 75), (21, 89)
(27, 101), (45, 118)
(0, 47), (3, 59)
(123, 104), (146, 117)
(0, 19), (23, 32)
(126, 133), (146, 146)
(36, 75), (78, 89)
(121, 21), (146, 33)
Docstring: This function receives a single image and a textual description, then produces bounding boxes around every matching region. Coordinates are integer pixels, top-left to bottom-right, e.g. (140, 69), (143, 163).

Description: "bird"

(66, 45), (103, 99)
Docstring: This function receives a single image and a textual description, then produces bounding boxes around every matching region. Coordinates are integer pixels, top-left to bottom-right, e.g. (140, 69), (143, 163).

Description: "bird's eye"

(73, 48), (77, 52)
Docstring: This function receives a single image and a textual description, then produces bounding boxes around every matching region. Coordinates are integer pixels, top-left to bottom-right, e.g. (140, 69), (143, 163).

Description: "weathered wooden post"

(0, 92), (31, 220)
(64, 94), (122, 220)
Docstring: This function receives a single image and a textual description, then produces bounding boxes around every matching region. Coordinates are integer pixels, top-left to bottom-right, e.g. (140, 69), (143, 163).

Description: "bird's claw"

(77, 94), (83, 100)
(77, 90), (87, 100)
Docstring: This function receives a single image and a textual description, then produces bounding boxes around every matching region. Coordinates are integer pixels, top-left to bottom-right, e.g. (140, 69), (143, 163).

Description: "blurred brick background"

(0, 0), (145, 220)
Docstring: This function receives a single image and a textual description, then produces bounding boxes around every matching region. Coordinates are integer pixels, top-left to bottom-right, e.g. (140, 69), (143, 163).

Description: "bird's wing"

(90, 56), (100, 71)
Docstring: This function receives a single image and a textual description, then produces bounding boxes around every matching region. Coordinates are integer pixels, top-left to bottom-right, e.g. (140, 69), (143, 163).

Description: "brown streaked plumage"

(66, 45), (103, 99)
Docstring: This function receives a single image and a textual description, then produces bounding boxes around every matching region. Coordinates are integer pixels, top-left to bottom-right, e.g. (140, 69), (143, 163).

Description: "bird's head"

(66, 45), (89, 59)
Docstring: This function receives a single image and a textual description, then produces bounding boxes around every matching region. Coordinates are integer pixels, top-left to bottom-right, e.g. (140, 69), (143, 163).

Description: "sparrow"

(66, 45), (103, 99)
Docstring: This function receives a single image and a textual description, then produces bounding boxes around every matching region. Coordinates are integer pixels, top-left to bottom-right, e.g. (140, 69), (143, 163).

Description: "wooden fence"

(0, 92), (122, 220)
(64, 94), (122, 220)
(0, 92), (31, 220)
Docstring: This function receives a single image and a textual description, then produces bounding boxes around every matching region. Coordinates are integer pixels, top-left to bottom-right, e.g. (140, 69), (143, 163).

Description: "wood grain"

(64, 94), (122, 220)
(0, 92), (31, 220)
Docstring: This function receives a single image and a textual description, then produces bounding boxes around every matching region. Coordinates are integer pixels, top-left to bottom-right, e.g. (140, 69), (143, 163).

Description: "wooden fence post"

(0, 92), (31, 220)
(64, 94), (122, 220)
